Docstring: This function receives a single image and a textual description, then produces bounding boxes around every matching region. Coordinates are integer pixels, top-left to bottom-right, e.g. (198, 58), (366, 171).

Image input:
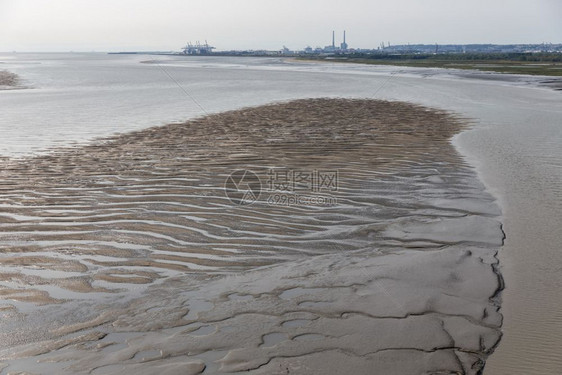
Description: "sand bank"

(0, 71), (20, 90)
(0, 99), (503, 374)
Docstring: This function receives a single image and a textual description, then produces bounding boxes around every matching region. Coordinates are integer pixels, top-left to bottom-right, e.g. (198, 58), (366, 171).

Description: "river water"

(1, 53), (561, 374)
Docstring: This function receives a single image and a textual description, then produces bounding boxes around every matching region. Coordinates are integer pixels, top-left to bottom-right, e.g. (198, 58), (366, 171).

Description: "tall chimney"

(332, 31), (335, 48)
(343, 30), (346, 44)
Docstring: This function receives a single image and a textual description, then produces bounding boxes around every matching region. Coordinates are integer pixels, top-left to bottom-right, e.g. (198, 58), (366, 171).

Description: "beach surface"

(0, 99), (504, 374)
(0, 71), (20, 90)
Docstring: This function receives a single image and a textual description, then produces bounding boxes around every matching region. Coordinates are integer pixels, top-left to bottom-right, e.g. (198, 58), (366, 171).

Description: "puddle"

(261, 332), (288, 347)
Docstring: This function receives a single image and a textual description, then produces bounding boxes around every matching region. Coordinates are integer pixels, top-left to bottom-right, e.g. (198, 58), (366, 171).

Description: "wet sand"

(0, 71), (19, 90)
(453, 99), (562, 374)
(0, 99), (504, 374)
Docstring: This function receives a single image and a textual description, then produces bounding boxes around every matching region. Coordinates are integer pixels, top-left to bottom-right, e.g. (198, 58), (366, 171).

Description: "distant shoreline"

(295, 54), (562, 77)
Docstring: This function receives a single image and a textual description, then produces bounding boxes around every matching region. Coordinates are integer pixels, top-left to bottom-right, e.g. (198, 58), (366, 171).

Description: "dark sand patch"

(0, 70), (20, 89)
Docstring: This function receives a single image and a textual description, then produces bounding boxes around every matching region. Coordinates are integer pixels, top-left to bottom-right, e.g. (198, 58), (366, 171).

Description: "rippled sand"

(0, 99), (503, 374)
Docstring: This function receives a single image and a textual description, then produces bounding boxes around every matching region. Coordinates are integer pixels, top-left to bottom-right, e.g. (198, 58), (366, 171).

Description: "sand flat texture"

(0, 71), (19, 90)
(0, 99), (503, 374)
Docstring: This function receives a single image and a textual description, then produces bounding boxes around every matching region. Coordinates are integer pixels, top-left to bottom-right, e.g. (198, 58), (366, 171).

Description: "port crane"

(182, 41), (215, 55)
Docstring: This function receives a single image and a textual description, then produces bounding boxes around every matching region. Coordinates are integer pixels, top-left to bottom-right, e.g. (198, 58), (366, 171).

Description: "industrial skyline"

(2, 0), (561, 52)
(178, 29), (562, 56)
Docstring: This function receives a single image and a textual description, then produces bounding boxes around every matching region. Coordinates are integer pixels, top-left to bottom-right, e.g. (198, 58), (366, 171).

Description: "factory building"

(320, 31), (349, 53)
(340, 31), (348, 51)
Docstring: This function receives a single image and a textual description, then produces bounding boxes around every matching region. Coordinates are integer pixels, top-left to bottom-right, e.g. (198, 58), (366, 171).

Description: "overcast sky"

(1, 0), (561, 52)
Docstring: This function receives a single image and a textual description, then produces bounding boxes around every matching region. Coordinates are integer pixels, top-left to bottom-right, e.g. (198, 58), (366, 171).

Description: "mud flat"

(0, 71), (20, 90)
(0, 99), (504, 374)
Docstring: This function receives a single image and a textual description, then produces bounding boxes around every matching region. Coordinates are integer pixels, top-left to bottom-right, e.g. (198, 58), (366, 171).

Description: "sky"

(1, 0), (561, 52)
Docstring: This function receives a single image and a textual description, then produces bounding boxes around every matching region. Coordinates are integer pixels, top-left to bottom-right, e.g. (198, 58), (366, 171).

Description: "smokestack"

(332, 31), (335, 48)
(343, 30), (346, 44)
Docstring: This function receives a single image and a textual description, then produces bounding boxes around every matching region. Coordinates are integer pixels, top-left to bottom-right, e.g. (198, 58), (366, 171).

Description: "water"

(0, 52), (554, 157)
(1, 53), (562, 374)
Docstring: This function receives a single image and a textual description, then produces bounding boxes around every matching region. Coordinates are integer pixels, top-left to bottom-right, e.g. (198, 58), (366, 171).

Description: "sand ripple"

(0, 99), (503, 374)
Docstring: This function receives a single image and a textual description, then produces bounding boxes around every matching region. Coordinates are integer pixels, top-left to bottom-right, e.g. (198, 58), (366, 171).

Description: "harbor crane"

(182, 40), (215, 55)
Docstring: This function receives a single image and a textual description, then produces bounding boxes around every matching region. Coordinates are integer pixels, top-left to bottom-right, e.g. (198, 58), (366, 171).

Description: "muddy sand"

(0, 98), (503, 374)
(0, 71), (19, 90)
